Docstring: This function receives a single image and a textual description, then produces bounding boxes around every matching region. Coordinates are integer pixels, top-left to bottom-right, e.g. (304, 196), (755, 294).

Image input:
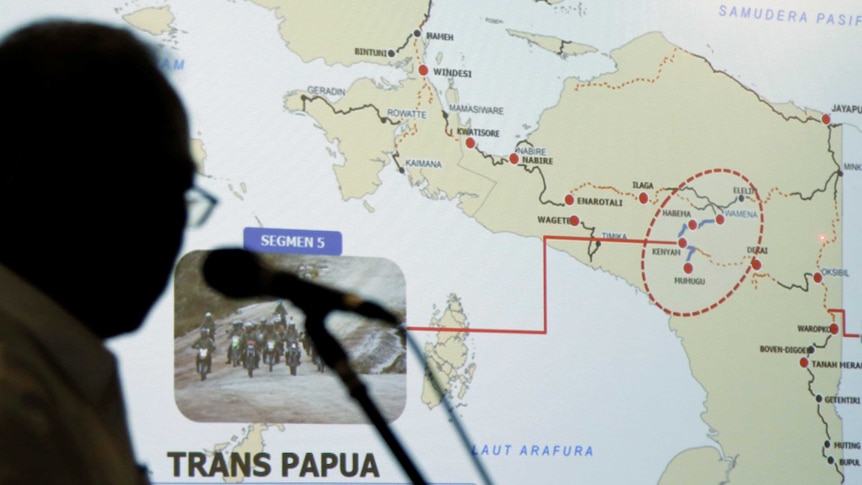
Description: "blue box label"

(244, 227), (342, 255)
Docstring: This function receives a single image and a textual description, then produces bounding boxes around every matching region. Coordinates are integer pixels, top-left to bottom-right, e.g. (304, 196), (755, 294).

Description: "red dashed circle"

(640, 168), (764, 318)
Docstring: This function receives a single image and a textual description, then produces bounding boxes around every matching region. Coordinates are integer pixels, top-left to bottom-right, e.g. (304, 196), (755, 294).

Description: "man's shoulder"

(0, 323), (60, 400)
(0, 320), (94, 431)
(0, 321), (147, 484)
(0, 327), (82, 478)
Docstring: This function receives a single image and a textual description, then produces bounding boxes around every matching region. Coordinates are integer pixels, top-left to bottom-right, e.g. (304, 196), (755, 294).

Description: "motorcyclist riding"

(261, 318), (281, 366)
(240, 321), (260, 369)
(225, 320), (243, 364)
(202, 311), (216, 337)
(191, 327), (215, 370)
(273, 300), (288, 333)
(284, 315), (298, 341)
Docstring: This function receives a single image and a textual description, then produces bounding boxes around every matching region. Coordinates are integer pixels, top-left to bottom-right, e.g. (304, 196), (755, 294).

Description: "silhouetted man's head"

(0, 20), (195, 337)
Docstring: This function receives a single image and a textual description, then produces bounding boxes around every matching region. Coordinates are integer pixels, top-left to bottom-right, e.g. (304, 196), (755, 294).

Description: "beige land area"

(250, 0), (429, 66)
(421, 294), (477, 408)
(286, 28), (844, 483)
(285, 56), (495, 215)
(506, 29), (598, 57)
(122, 6), (175, 36)
(495, 33), (842, 483)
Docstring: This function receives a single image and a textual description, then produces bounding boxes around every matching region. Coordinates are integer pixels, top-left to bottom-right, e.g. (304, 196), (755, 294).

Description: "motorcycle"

(263, 339), (278, 372)
(244, 340), (258, 378)
(229, 335), (242, 367)
(285, 338), (302, 376)
(196, 347), (211, 381)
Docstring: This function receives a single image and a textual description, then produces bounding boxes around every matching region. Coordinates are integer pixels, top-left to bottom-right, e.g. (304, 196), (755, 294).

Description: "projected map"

(4, 1), (862, 484)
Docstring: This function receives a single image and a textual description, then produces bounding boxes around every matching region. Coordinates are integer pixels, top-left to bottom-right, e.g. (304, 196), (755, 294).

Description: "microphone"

(201, 248), (400, 325)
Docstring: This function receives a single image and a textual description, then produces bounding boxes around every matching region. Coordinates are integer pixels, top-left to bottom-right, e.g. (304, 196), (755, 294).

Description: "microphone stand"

(304, 309), (428, 485)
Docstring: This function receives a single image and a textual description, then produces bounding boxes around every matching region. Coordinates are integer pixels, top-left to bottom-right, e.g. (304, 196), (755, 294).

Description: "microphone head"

(202, 248), (270, 298)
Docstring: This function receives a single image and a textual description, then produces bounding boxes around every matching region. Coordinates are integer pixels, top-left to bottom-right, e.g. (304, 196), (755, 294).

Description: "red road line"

(545, 235), (677, 245)
(829, 308), (859, 339)
(404, 326), (545, 335)
(406, 234), (674, 335)
(543, 233), (549, 335)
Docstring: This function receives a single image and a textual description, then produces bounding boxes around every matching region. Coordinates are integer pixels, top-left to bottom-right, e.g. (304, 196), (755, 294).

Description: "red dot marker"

(638, 192), (648, 204)
(822, 114), (831, 125)
(569, 215), (580, 226)
(830, 323), (839, 335)
(509, 153), (519, 164)
(688, 219), (698, 231)
(465, 137), (476, 149)
(418, 64), (429, 76)
(813, 272), (823, 283)
(800, 357), (809, 368)
(683, 262), (693, 274)
(564, 194), (574, 206)
(751, 258), (762, 271)
(678, 238), (687, 249)
(715, 214), (725, 225)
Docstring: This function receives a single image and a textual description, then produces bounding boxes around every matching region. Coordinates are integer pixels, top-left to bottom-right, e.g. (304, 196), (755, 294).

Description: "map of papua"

(123, 0), (846, 483)
(273, 2), (844, 483)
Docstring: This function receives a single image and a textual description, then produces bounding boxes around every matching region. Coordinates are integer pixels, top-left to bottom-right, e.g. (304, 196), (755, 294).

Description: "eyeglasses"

(185, 185), (218, 228)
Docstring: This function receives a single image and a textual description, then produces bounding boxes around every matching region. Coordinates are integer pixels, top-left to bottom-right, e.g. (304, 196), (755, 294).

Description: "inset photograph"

(173, 250), (407, 423)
